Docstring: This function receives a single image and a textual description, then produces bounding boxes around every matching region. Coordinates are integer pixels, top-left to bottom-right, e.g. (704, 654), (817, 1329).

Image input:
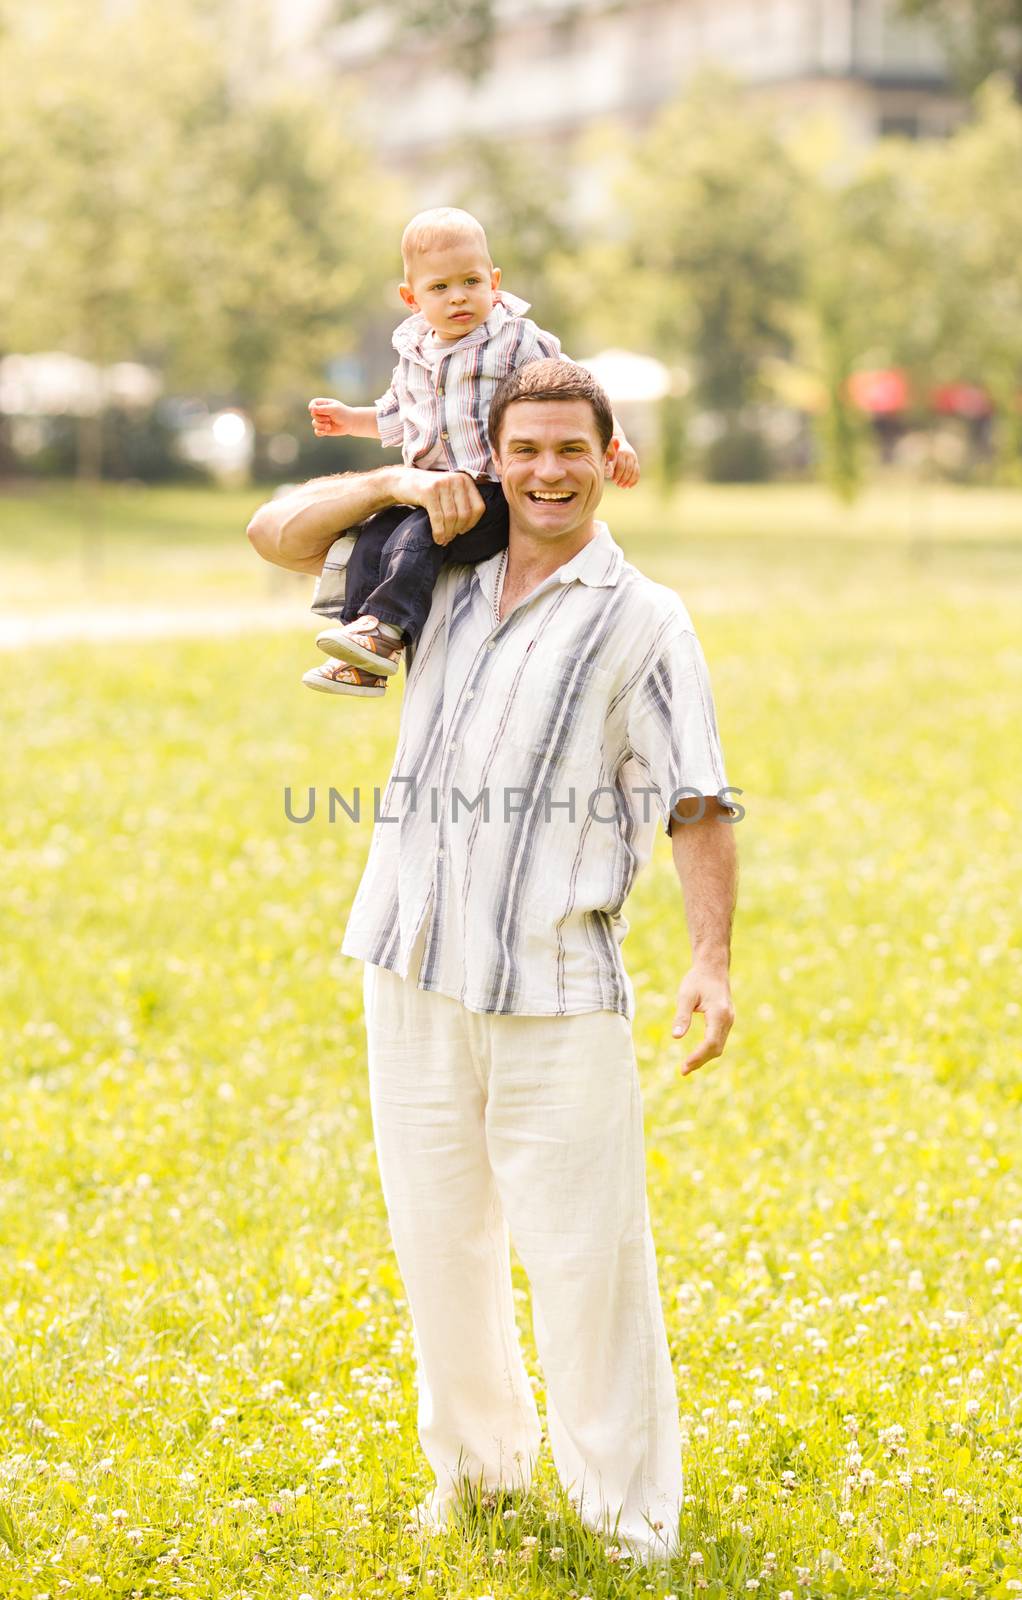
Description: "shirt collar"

(555, 522), (624, 588)
(472, 521), (624, 612)
(392, 288), (532, 363)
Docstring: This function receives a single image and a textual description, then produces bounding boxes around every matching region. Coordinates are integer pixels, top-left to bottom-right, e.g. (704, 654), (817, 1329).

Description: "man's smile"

(527, 490), (574, 501)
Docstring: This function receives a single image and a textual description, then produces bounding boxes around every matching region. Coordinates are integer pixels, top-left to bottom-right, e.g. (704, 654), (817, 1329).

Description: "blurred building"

(319, 0), (962, 186)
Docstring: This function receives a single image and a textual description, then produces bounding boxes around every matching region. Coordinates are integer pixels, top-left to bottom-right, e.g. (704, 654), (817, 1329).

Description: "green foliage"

(334, 0), (498, 78)
(625, 74), (805, 419)
(446, 138), (577, 334)
(0, 0), (397, 410)
(919, 76), (1022, 479)
(898, 0), (1022, 95)
(1, 483), (1021, 1596)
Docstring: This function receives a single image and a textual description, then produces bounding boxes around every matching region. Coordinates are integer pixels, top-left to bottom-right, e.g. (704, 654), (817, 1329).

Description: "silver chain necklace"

(491, 548), (509, 628)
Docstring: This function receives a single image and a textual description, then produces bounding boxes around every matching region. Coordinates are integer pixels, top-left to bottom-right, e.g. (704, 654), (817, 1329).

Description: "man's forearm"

(246, 468), (405, 574)
(670, 800), (738, 968)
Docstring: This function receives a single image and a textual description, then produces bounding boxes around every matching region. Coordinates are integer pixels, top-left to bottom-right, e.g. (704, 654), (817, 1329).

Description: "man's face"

(493, 399), (617, 542)
(400, 243), (500, 340)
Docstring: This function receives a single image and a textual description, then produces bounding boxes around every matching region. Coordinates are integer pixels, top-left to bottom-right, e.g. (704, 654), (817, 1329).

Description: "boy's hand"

(611, 439), (640, 489)
(309, 398), (354, 437)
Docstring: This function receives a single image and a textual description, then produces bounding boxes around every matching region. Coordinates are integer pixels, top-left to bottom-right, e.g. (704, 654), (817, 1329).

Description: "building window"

(879, 112), (921, 139)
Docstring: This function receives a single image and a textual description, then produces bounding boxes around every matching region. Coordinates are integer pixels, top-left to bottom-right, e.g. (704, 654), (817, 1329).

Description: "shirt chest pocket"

(502, 648), (611, 773)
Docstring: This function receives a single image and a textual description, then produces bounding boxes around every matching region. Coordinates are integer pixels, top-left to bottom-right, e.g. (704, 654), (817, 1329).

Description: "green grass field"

(1, 482), (1021, 1599)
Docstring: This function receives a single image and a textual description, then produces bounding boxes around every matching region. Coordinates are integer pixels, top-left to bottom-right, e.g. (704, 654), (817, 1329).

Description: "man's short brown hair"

(488, 359), (615, 455)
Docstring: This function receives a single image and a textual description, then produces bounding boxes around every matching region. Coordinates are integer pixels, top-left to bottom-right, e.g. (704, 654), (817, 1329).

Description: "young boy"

(302, 206), (639, 695)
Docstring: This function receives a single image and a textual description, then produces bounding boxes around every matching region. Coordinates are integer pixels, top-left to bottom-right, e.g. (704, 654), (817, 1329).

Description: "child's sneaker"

(315, 615), (404, 677)
(302, 660), (387, 696)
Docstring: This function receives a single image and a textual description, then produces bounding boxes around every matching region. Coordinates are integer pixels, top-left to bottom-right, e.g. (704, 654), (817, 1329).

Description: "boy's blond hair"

(400, 207), (491, 278)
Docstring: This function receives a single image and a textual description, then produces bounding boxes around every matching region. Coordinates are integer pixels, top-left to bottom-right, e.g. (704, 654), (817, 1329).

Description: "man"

(247, 360), (737, 1564)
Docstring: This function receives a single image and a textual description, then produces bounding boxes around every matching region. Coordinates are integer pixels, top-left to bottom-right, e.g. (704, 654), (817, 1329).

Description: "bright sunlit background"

(1, 4), (1020, 1599)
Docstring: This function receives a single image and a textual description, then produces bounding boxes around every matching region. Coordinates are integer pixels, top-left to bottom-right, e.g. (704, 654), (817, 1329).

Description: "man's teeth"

(530, 492), (572, 500)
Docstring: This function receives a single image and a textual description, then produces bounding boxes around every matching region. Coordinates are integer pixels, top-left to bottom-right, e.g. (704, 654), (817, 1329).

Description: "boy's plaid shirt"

(374, 290), (564, 480)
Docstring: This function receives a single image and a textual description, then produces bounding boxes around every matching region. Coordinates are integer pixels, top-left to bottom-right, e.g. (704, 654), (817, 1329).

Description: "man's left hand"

(672, 966), (734, 1075)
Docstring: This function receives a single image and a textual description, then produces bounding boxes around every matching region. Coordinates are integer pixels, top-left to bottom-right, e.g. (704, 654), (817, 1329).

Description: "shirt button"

(441, 430), (449, 440)
(486, 640), (496, 651)
(466, 690), (475, 700)
(437, 848), (445, 859)
(449, 740), (458, 752)
(438, 386), (445, 395)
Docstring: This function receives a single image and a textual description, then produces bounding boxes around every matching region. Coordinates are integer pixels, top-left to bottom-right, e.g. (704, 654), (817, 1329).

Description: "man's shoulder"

(613, 558), (696, 639)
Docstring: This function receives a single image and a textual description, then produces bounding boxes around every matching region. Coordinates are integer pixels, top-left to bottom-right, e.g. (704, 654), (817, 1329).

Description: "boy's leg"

(361, 483), (509, 647)
(310, 508), (409, 620)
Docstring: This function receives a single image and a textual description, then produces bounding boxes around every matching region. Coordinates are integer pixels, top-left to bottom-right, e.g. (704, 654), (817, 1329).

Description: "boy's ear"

(399, 282), (418, 311)
(490, 265), (502, 292)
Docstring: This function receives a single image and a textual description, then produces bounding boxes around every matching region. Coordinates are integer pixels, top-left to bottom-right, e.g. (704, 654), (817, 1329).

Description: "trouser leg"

(359, 482), (509, 646)
(337, 507), (409, 623)
(483, 1008), (684, 1562)
(308, 509), (408, 624)
(362, 961), (542, 1513)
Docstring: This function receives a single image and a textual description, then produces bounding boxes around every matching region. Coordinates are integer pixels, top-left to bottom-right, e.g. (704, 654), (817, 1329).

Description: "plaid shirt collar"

(392, 289), (533, 365)
(471, 522), (626, 616)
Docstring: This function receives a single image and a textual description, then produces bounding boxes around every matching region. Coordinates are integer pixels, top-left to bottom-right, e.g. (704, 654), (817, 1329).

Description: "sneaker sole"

(315, 629), (401, 676)
(302, 671), (385, 697)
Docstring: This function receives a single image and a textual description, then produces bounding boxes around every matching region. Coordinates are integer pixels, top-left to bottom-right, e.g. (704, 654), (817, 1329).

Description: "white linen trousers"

(363, 946), (684, 1562)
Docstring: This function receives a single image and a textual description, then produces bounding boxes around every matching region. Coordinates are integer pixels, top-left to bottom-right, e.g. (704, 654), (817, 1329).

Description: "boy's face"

(400, 242), (501, 340)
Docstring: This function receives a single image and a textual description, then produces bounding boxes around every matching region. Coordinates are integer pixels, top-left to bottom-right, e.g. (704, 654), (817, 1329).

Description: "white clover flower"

(689, 1550), (705, 1566)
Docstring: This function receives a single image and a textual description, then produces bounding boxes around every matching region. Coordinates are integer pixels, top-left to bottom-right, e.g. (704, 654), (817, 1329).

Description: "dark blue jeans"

(329, 480), (509, 646)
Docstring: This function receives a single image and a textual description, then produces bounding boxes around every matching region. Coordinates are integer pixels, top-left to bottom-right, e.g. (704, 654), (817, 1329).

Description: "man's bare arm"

(669, 796), (738, 1075)
(246, 466), (487, 575)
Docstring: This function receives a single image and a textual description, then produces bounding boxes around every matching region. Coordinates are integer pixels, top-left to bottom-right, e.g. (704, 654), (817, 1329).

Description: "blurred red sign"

(931, 383), (991, 419)
(847, 369), (910, 415)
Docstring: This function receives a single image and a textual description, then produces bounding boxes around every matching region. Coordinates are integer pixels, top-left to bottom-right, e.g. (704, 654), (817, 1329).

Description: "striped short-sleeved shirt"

(374, 290), (564, 480)
(341, 523), (735, 1019)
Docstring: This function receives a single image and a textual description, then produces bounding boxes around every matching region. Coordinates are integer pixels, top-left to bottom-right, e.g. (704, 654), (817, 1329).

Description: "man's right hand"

(394, 468), (486, 546)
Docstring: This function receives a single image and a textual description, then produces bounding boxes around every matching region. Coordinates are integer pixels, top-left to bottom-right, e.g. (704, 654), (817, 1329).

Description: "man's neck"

(499, 522), (598, 616)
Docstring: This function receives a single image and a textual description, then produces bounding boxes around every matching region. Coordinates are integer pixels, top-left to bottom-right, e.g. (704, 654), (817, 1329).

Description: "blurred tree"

(920, 76), (1022, 478)
(898, 0), (1022, 96)
(333, 0), (497, 78)
(445, 138), (578, 336)
(620, 73), (805, 480)
(0, 0), (395, 480)
(782, 126), (943, 500)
